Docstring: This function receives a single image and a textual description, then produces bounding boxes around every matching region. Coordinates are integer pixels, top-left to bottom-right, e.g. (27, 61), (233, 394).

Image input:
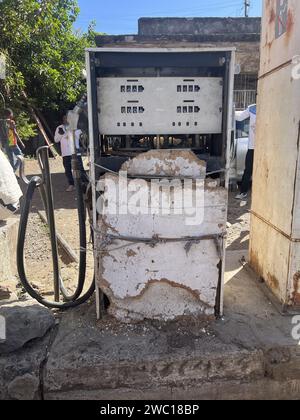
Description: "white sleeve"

(235, 108), (250, 122)
(0, 150), (22, 206)
(54, 126), (63, 143)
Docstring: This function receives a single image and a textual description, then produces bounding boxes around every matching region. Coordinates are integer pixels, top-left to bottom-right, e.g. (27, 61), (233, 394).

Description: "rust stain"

(126, 249), (137, 258)
(264, 32), (273, 51)
(120, 278), (213, 310)
(101, 213), (119, 235)
(263, 0), (274, 48)
(250, 250), (263, 278)
(267, 273), (280, 291)
(269, 7), (276, 24)
(265, 166), (269, 180)
(286, 9), (294, 38)
(250, 251), (281, 293)
(292, 272), (300, 305)
(264, 30), (273, 49)
(136, 278), (202, 301)
(98, 276), (115, 303)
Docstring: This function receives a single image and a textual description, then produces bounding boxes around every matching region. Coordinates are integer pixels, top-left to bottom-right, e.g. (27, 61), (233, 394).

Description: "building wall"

(138, 17), (261, 38)
(0, 219), (19, 283)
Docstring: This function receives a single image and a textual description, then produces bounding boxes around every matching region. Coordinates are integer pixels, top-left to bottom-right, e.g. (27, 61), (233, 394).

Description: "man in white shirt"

(54, 115), (87, 192)
(235, 104), (256, 200)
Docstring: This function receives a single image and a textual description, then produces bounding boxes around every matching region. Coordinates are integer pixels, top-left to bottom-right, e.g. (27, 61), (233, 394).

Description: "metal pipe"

(38, 147), (60, 302)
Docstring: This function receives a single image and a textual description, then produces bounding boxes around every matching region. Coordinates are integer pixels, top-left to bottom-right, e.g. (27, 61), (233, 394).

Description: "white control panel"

(97, 77), (223, 135)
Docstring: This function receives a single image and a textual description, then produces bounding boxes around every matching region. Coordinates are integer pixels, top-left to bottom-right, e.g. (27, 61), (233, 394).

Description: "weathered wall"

(97, 151), (227, 322)
(138, 17), (261, 38)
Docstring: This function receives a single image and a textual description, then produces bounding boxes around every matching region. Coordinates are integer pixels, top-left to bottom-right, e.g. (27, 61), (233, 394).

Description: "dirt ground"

(20, 157), (250, 300)
(227, 191), (251, 251)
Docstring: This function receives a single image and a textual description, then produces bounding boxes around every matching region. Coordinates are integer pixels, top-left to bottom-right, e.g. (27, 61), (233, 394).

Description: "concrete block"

(0, 301), (55, 355)
(0, 219), (19, 283)
(0, 334), (51, 400)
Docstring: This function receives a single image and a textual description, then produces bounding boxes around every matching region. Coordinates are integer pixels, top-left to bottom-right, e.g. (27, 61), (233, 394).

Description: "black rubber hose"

(17, 177), (95, 309)
(57, 156), (87, 302)
(40, 153), (60, 302)
(38, 148), (87, 302)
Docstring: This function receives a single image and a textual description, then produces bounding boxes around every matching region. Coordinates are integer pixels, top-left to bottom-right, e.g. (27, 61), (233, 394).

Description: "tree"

(0, 0), (99, 139)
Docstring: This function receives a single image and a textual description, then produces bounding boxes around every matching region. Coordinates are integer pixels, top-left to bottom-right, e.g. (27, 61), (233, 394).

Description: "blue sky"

(76, 0), (262, 35)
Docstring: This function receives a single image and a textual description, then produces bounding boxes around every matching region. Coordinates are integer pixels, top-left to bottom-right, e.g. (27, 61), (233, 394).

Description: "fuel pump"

(17, 46), (235, 320)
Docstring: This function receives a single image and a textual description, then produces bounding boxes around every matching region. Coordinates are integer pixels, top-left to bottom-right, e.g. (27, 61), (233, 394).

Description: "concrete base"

(0, 219), (19, 283)
(1, 250), (299, 400)
(44, 251), (300, 400)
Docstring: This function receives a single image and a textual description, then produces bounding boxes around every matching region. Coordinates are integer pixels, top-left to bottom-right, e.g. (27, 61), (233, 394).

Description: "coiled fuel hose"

(17, 146), (95, 309)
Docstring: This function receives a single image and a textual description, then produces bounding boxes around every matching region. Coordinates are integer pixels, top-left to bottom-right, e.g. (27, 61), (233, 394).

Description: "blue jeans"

(6, 145), (23, 172)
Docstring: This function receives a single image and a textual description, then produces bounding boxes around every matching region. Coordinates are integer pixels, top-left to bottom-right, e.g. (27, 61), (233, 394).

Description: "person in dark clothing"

(235, 104), (257, 200)
(240, 149), (254, 196)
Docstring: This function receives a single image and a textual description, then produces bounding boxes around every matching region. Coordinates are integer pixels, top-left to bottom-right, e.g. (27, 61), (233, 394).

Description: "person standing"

(235, 104), (257, 200)
(0, 108), (24, 172)
(0, 148), (22, 214)
(54, 115), (87, 192)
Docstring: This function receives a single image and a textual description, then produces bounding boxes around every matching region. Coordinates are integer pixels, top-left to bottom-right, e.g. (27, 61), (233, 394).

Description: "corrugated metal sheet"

(252, 64), (300, 236)
(292, 141), (300, 238)
(250, 0), (300, 310)
(250, 215), (291, 304)
(288, 243), (300, 305)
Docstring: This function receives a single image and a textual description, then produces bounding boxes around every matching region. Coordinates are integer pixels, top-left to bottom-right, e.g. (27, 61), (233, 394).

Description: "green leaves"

(0, 0), (98, 140)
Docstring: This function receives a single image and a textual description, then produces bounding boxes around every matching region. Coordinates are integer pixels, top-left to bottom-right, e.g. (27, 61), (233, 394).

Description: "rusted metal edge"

(291, 121), (300, 239)
(258, 59), (292, 81)
(243, 262), (300, 317)
(250, 210), (300, 243)
(104, 232), (225, 244)
(215, 235), (225, 319)
(285, 122), (300, 305)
